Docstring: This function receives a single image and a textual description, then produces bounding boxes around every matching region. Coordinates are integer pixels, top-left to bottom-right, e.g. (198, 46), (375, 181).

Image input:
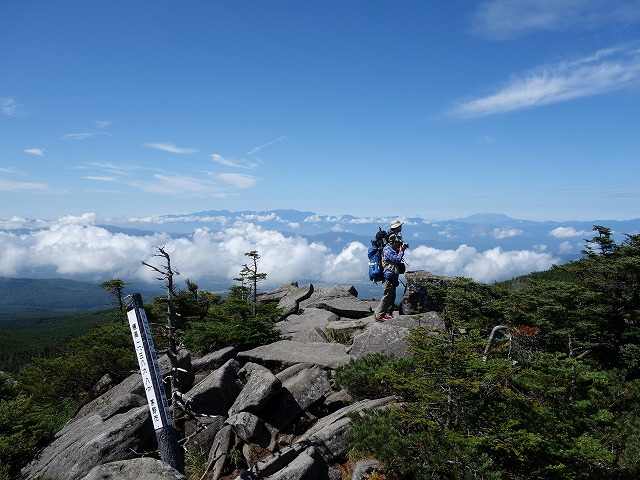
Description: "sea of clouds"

(0, 213), (560, 288)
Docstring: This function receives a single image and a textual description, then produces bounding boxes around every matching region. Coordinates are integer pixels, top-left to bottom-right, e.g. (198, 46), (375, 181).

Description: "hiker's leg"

(375, 280), (395, 318)
(387, 282), (397, 314)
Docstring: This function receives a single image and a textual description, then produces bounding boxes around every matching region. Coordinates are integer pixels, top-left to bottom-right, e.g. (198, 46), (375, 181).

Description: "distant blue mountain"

(4, 210), (639, 308)
(453, 213), (517, 224)
(113, 209), (639, 259)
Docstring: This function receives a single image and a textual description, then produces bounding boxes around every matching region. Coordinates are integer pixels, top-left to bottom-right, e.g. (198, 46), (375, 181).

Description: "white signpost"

(125, 293), (183, 473)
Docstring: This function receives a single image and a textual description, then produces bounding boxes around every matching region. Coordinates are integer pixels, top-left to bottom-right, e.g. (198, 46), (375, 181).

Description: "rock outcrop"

(401, 270), (455, 314)
(22, 270), (443, 480)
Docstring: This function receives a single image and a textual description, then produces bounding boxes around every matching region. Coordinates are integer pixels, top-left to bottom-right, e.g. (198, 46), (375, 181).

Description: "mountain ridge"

(110, 209), (638, 256)
(2, 210), (638, 301)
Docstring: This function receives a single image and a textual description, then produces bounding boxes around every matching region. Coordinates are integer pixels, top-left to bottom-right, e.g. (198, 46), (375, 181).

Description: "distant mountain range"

(0, 277), (111, 317)
(104, 209), (639, 261)
(2, 210), (638, 311)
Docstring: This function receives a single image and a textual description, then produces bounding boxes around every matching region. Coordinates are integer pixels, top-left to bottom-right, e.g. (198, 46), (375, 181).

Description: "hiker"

(374, 233), (408, 321)
(389, 219), (403, 241)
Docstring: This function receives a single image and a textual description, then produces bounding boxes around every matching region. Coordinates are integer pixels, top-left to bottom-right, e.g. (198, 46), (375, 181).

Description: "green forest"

(2, 227), (640, 479)
(337, 226), (640, 479)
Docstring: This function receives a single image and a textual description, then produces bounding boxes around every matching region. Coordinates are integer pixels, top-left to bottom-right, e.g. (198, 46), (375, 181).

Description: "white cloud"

(57, 213), (98, 225)
(24, 148), (44, 156)
(1, 97), (20, 117)
(80, 162), (134, 180)
(491, 227), (524, 239)
(347, 217), (381, 225)
(142, 174), (227, 197)
(438, 227), (458, 239)
(0, 218), (559, 287)
(217, 173), (259, 188)
(449, 46), (640, 118)
(126, 214), (231, 225)
(144, 143), (198, 154)
(408, 244), (558, 283)
(240, 213), (281, 222)
(246, 136), (286, 156)
(61, 132), (97, 140)
(0, 216), (49, 230)
(0, 179), (56, 193)
(471, 0), (640, 40)
(84, 176), (117, 182)
(211, 153), (259, 169)
(559, 241), (575, 253)
(549, 226), (590, 238)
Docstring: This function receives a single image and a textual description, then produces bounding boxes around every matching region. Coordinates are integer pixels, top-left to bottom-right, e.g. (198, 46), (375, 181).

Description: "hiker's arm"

(384, 248), (404, 265)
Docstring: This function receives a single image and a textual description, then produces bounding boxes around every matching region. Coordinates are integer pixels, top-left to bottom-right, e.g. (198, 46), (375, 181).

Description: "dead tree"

(142, 247), (182, 397)
(483, 325), (511, 362)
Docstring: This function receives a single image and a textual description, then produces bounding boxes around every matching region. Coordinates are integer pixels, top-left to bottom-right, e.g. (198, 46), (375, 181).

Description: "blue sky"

(2, 1), (639, 223)
(1, 1), (640, 287)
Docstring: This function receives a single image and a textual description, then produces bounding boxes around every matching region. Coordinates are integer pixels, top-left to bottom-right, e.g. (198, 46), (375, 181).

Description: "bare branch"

(483, 325), (511, 362)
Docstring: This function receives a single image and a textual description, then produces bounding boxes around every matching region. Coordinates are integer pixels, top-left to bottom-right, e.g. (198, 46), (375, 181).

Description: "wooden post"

(125, 293), (184, 473)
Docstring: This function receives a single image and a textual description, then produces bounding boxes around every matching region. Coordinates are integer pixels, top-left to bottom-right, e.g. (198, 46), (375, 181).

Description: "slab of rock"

(263, 363), (332, 431)
(349, 313), (444, 358)
(324, 318), (372, 344)
(277, 283), (314, 318)
(305, 416), (351, 462)
(80, 457), (186, 480)
(276, 307), (338, 343)
(235, 441), (309, 479)
(237, 340), (351, 369)
(349, 320), (412, 358)
(206, 424), (234, 480)
(352, 459), (383, 480)
(401, 270), (454, 314)
(284, 325), (328, 343)
(299, 285), (358, 309)
(73, 373), (144, 422)
(257, 283), (299, 303)
(266, 446), (341, 480)
(236, 397), (401, 480)
(227, 412), (264, 442)
(181, 415), (226, 455)
(191, 346), (238, 373)
(392, 311), (445, 329)
(298, 396), (401, 442)
(314, 296), (378, 319)
(228, 363), (282, 415)
(97, 393), (147, 421)
(22, 406), (155, 480)
(182, 359), (241, 416)
(276, 363), (332, 411)
(323, 389), (353, 411)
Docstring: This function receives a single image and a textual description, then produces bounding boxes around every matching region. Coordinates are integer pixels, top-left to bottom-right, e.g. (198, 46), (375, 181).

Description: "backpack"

(368, 227), (388, 283)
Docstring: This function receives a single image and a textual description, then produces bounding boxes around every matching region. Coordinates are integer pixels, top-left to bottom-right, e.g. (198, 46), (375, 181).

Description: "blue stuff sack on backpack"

(368, 245), (384, 283)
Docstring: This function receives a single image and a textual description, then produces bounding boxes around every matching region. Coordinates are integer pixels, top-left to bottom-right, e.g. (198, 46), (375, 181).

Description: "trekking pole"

(125, 293), (184, 474)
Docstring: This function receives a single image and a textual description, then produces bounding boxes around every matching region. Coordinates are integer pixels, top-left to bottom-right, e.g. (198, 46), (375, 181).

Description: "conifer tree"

(99, 278), (130, 321)
(238, 250), (267, 316)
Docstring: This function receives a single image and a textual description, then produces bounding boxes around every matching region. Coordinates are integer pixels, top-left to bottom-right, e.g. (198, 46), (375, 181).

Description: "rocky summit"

(22, 270), (450, 480)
